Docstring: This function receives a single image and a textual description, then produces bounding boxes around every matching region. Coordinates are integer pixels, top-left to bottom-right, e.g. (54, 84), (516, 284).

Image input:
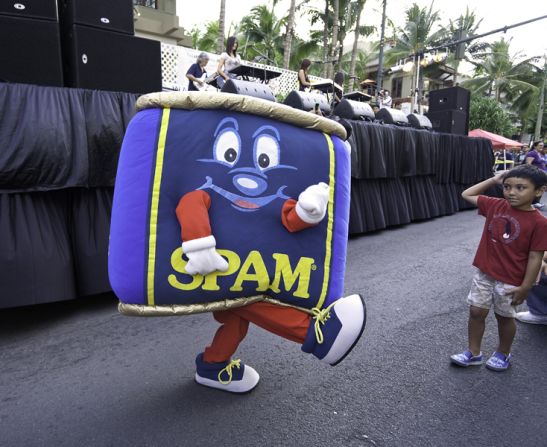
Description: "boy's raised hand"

(492, 170), (508, 184)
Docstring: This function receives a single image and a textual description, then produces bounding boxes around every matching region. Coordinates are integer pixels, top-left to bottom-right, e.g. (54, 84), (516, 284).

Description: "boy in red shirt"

(451, 165), (547, 371)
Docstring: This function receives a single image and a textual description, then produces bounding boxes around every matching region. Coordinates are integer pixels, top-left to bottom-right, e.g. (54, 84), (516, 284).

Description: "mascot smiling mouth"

(199, 176), (289, 212)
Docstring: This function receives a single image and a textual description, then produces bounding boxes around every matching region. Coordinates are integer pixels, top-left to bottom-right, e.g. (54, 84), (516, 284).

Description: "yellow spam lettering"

(168, 247), (315, 299)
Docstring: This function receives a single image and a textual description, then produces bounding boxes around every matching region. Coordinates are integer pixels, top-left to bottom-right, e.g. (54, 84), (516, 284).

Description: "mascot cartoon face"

(197, 117), (297, 212)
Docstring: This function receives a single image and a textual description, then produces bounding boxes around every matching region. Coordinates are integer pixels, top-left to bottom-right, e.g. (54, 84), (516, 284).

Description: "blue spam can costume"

(109, 91), (352, 315)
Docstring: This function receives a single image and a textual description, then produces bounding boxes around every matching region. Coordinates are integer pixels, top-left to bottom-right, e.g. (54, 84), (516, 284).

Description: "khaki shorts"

(466, 269), (517, 318)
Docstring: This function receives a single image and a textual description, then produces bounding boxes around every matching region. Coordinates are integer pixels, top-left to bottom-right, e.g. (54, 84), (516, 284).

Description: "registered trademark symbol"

(311, 264), (317, 270)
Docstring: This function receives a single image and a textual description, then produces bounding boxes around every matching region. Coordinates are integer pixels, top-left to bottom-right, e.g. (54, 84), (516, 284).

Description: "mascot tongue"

(235, 199), (259, 209)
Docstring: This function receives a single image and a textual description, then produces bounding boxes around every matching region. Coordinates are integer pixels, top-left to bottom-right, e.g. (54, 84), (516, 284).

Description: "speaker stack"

(0, 0), (64, 86)
(375, 107), (409, 125)
(221, 79), (276, 102)
(333, 99), (375, 121)
(426, 86), (470, 135)
(283, 91), (332, 115)
(58, 0), (162, 94)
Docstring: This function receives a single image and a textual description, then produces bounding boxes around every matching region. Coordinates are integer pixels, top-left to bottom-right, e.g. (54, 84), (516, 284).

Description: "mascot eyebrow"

(252, 125), (280, 140)
(214, 116), (239, 136)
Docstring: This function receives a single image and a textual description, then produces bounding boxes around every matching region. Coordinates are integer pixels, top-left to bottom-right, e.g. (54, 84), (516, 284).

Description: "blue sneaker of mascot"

(109, 91), (366, 393)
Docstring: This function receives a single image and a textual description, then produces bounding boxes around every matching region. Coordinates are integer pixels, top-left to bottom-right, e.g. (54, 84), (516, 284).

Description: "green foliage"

(469, 95), (516, 137)
(191, 21), (220, 53)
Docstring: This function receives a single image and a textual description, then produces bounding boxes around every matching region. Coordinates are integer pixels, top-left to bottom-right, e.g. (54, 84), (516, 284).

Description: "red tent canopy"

(468, 129), (524, 149)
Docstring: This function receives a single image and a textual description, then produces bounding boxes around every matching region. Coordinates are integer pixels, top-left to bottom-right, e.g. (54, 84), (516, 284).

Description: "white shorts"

(466, 269), (517, 318)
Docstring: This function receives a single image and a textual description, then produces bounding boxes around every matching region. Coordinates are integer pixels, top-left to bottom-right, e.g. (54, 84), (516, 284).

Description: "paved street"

(1, 209), (546, 447)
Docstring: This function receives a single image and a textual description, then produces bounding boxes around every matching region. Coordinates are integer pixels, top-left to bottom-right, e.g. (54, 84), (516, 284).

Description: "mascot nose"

(233, 174), (268, 196)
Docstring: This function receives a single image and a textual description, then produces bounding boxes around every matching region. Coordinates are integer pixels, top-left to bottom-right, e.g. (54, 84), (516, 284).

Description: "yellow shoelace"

(311, 302), (336, 344)
(218, 359), (241, 385)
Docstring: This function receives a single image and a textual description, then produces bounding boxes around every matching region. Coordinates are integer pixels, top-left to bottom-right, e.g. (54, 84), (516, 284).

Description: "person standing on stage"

(216, 36), (241, 89)
(378, 89), (392, 108)
(298, 59), (312, 91)
(186, 52), (210, 91)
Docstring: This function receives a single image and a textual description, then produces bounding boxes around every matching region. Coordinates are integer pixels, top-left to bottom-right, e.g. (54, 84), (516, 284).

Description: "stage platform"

(0, 82), (494, 308)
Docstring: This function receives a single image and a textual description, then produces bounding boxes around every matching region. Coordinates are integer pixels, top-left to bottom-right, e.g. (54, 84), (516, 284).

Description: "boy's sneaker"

(301, 294), (366, 366)
(194, 353), (260, 393)
(485, 351), (511, 371)
(450, 350), (484, 367)
(515, 311), (547, 325)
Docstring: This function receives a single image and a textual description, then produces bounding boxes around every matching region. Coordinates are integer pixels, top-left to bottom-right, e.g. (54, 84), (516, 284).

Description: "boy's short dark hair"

(502, 164), (547, 189)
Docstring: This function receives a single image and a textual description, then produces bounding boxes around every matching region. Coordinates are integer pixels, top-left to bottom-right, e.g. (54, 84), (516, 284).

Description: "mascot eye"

(214, 130), (240, 166)
(254, 135), (279, 171)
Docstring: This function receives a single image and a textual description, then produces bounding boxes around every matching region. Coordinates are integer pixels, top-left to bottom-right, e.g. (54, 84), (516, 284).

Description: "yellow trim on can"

(316, 133), (336, 309)
(147, 108), (171, 306)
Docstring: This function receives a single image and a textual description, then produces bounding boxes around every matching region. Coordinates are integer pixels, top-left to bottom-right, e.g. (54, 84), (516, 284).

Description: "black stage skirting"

(0, 83), (494, 308)
(347, 120), (494, 234)
(0, 83), (137, 308)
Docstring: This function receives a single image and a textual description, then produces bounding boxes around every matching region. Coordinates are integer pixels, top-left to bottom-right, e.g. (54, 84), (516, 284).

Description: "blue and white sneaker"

(194, 353), (260, 393)
(301, 294), (366, 366)
(485, 351), (511, 371)
(450, 350), (484, 367)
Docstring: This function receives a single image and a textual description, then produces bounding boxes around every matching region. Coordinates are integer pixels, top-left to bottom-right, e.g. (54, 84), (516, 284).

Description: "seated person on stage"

(516, 254), (547, 325)
(216, 36), (241, 89)
(298, 59), (312, 91)
(186, 52), (210, 91)
(333, 71), (345, 105)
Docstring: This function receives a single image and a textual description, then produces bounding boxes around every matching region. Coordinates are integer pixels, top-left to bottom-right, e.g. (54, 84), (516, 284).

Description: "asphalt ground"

(1, 209), (546, 447)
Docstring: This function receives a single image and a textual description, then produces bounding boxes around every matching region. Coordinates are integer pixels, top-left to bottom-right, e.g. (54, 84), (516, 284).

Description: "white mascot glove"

(295, 182), (330, 224)
(182, 235), (229, 276)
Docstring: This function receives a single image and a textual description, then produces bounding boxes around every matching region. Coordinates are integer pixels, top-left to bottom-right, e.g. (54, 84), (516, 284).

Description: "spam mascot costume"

(109, 91), (366, 393)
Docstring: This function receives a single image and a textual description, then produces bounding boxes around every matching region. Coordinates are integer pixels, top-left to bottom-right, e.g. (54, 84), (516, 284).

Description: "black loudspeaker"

(283, 90), (331, 115)
(428, 86), (470, 113)
(426, 110), (468, 135)
(61, 25), (161, 93)
(376, 107), (409, 125)
(333, 99), (375, 121)
(0, 0), (57, 20)
(407, 113), (432, 129)
(58, 0), (134, 35)
(0, 15), (63, 86)
(221, 79), (276, 102)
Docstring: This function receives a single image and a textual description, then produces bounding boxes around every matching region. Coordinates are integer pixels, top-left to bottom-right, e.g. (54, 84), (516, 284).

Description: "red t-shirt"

(473, 196), (547, 286)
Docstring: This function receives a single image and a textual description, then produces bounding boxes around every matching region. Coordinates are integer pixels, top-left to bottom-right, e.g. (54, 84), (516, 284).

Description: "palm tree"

(327, 0), (340, 78)
(191, 21), (220, 53)
(282, 0), (297, 69)
(385, 2), (445, 109)
(445, 7), (484, 83)
(239, 4), (285, 65)
(348, 0), (367, 91)
(216, 0), (226, 54)
(463, 39), (538, 102)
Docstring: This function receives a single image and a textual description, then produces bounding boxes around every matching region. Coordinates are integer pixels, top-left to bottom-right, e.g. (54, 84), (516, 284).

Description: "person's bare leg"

(495, 313), (516, 356)
(468, 306), (489, 355)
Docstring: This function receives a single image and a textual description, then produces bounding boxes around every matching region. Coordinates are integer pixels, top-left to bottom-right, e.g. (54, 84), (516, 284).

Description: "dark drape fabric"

(0, 82), (138, 193)
(0, 83), (134, 308)
(0, 188), (113, 308)
(348, 120), (494, 235)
